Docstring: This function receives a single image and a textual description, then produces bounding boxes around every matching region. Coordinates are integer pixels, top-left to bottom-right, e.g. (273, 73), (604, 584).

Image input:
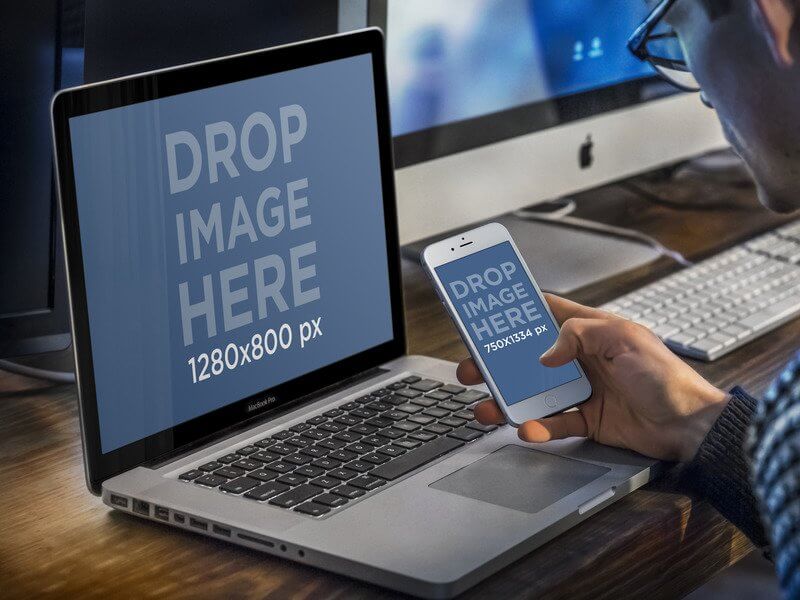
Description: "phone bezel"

(422, 222), (593, 425)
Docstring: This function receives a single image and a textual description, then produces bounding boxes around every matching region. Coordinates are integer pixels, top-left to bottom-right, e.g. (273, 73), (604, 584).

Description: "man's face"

(662, 0), (800, 211)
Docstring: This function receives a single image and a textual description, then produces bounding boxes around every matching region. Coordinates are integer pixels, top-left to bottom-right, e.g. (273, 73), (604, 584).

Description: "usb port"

(189, 517), (208, 531)
(173, 513), (186, 524)
(154, 506), (170, 521)
(212, 524), (231, 537)
(132, 499), (150, 516)
(109, 494), (128, 508)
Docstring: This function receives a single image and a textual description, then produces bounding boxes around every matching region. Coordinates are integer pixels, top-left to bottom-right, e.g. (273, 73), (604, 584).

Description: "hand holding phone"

(422, 223), (593, 425)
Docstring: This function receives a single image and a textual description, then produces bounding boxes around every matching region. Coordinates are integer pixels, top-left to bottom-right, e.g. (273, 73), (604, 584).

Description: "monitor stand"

(402, 202), (663, 296)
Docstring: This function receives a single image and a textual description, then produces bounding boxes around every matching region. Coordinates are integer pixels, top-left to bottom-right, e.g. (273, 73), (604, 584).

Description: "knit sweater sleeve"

(682, 386), (769, 549)
(749, 352), (800, 598)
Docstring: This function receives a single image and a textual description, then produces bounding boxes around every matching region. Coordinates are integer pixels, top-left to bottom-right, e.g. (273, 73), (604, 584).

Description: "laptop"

(51, 29), (658, 598)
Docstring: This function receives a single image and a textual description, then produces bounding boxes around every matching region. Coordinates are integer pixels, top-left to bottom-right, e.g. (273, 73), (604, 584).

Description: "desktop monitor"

(360, 0), (729, 244)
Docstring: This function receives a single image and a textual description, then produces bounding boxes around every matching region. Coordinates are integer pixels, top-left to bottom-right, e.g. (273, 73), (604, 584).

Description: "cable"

(513, 209), (694, 268)
(0, 359), (76, 384)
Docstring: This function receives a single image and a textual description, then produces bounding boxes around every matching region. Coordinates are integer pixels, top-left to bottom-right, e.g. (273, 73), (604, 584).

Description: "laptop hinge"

(148, 366), (389, 468)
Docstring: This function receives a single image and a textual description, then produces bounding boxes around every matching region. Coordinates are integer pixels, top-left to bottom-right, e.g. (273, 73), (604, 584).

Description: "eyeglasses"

(628, 0), (702, 93)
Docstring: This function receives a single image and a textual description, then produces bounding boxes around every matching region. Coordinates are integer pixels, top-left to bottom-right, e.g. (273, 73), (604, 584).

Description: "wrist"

(676, 385), (730, 462)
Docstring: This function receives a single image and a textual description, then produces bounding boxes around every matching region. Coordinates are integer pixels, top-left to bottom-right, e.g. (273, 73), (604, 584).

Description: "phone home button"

(544, 395), (558, 408)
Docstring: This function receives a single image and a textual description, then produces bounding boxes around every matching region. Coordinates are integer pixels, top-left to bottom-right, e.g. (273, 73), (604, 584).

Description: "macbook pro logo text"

(247, 396), (277, 413)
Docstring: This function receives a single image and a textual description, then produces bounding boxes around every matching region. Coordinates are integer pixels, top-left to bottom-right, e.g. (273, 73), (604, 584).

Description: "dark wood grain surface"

(2, 174), (797, 599)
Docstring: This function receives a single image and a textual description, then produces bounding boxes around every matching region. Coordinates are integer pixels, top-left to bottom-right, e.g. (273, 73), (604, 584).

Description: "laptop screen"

(67, 53), (395, 454)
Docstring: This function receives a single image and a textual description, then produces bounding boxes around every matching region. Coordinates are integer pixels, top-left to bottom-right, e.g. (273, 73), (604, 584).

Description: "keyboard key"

(439, 417), (467, 428)
(306, 415), (328, 426)
(375, 427), (405, 439)
(424, 423), (452, 435)
(410, 396), (438, 408)
(283, 453), (312, 466)
(447, 427), (484, 442)
(323, 409), (344, 418)
(395, 388), (423, 399)
(295, 503), (331, 517)
(309, 476), (340, 489)
(388, 382), (407, 391)
(269, 444), (295, 456)
(255, 438), (276, 448)
(409, 379), (443, 392)
(294, 465), (325, 478)
(370, 388), (392, 397)
(350, 407), (377, 419)
(409, 431), (438, 443)
(396, 403), (423, 414)
(313, 493), (349, 508)
(438, 401), (462, 412)
(350, 424), (378, 436)
(318, 438), (346, 451)
(220, 476), (261, 494)
(393, 438), (422, 450)
(366, 417), (393, 428)
(377, 445), (406, 458)
(328, 449), (358, 462)
(269, 485), (322, 508)
(408, 414), (436, 425)
(215, 466), (246, 479)
(362, 435), (386, 446)
(349, 475), (386, 491)
(467, 422), (498, 433)
(454, 410), (474, 420)
(345, 460), (374, 473)
(384, 395), (406, 406)
(334, 415), (361, 426)
(299, 446), (329, 459)
(250, 451), (279, 464)
(334, 430), (362, 443)
(179, 470), (203, 481)
(341, 402), (360, 411)
(332, 485), (366, 499)
(232, 459), (261, 471)
(249, 469), (280, 482)
(217, 453), (241, 464)
(423, 407), (448, 418)
(368, 401), (391, 412)
(289, 423), (312, 433)
(328, 468), (358, 480)
(300, 429), (328, 441)
(317, 422), (345, 434)
(424, 390), (453, 401)
(346, 443), (372, 454)
(266, 462), (295, 474)
(312, 457), (342, 470)
(277, 474), (307, 486)
(362, 453), (390, 465)
(244, 482), (290, 501)
(198, 461), (223, 472)
(439, 384), (465, 395)
(237, 445), (259, 455)
(355, 395), (374, 404)
(451, 390), (488, 404)
(272, 431), (294, 441)
(285, 437), (312, 448)
(402, 375), (422, 384)
(392, 421), (420, 432)
(371, 436), (464, 481)
(194, 474), (227, 487)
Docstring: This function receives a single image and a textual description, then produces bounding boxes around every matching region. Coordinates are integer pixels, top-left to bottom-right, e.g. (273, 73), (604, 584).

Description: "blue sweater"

(684, 351), (800, 597)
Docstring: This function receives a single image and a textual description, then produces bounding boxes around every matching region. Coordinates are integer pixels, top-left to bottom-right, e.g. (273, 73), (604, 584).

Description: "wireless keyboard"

(600, 221), (800, 361)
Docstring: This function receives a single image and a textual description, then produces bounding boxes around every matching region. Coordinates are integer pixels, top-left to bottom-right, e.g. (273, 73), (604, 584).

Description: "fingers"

(473, 399), (506, 425)
(518, 411), (588, 443)
(540, 317), (618, 367)
(544, 293), (616, 325)
(456, 358), (484, 385)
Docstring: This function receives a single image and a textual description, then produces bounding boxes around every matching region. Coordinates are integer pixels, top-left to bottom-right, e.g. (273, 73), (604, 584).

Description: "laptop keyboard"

(177, 375), (500, 517)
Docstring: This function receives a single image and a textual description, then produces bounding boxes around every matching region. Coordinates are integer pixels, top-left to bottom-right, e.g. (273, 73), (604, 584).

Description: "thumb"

(539, 317), (609, 367)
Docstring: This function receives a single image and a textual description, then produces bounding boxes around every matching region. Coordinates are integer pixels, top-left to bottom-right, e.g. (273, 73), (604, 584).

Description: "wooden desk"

(2, 179), (797, 599)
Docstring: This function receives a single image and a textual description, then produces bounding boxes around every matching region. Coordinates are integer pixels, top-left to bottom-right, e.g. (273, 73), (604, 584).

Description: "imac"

(357, 0), (728, 264)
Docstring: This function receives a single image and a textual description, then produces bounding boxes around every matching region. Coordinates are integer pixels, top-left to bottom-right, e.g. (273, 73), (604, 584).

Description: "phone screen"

(435, 241), (581, 405)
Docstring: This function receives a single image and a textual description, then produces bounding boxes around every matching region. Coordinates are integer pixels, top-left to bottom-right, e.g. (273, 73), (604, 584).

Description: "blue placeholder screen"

(68, 54), (394, 453)
(436, 242), (581, 405)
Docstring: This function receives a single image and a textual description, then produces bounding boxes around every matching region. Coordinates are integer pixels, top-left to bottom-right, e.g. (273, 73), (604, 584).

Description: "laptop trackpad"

(429, 445), (610, 514)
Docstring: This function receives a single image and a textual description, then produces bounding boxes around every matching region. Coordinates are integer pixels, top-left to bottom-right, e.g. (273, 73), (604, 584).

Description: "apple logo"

(579, 134), (594, 170)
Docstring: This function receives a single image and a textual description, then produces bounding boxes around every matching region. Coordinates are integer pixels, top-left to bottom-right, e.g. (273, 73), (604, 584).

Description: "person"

(457, 0), (800, 595)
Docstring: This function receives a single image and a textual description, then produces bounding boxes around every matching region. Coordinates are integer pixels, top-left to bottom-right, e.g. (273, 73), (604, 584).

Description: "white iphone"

(422, 222), (593, 425)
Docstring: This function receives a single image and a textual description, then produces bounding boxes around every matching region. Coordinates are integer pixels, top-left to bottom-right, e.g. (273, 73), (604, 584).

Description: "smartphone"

(422, 222), (592, 425)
